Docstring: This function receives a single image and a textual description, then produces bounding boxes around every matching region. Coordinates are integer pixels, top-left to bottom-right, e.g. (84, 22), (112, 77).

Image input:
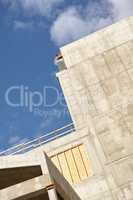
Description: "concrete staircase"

(0, 151), (81, 200)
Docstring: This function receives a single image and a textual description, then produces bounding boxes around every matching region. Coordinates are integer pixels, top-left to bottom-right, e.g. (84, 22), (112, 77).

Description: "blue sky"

(0, 0), (132, 151)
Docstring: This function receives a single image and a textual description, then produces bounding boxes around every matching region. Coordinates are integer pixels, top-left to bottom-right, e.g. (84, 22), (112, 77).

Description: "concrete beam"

(0, 175), (53, 200)
(0, 154), (40, 169)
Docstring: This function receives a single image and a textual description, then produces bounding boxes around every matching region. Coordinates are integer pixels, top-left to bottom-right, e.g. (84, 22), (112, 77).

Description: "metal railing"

(0, 123), (75, 156)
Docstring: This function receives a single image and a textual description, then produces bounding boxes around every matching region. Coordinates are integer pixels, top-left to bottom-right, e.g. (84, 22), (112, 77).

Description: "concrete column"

(48, 187), (58, 200)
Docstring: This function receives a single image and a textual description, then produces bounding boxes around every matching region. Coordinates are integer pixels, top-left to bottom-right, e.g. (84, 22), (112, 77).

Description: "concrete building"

(1, 16), (133, 199)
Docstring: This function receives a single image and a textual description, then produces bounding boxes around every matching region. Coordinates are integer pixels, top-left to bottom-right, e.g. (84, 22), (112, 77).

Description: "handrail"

(0, 123), (75, 156)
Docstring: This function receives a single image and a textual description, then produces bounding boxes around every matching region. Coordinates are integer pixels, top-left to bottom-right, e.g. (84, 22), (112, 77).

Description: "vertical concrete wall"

(45, 153), (81, 200)
(57, 16), (133, 199)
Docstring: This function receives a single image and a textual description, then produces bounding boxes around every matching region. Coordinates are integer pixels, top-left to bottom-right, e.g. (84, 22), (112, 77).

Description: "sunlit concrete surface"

(57, 16), (133, 199)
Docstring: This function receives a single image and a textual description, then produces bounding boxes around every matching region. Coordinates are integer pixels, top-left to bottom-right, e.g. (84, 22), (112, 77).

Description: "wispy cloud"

(50, 6), (112, 46)
(13, 20), (34, 30)
(50, 0), (133, 46)
(109, 0), (133, 20)
(8, 135), (20, 145)
(1, 0), (64, 16)
(1, 0), (133, 46)
(8, 135), (29, 146)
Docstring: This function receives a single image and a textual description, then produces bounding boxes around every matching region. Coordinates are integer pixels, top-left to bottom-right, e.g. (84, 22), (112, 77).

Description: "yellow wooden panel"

(58, 153), (72, 183)
(79, 145), (92, 176)
(65, 150), (80, 183)
(72, 147), (88, 180)
(51, 156), (61, 173)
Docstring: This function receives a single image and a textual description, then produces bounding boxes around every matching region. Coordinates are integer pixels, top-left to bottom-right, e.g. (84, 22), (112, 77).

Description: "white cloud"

(2, 0), (133, 45)
(50, 0), (133, 46)
(1, 0), (64, 16)
(50, 8), (89, 46)
(50, 6), (112, 46)
(109, 0), (133, 20)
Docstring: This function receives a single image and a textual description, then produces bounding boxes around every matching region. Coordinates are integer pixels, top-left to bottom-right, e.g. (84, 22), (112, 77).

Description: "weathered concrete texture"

(0, 153), (43, 169)
(57, 16), (133, 199)
(60, 16), (133, 69)
(0, 175), (52, 200)
(45, 153), (81, 200)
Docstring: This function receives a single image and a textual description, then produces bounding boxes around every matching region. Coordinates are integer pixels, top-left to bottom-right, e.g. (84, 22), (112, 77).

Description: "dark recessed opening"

(0, 165), (42, 189)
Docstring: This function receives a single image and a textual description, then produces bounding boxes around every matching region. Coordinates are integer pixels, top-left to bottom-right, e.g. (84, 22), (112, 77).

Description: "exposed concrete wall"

(60, 16), (133, 69)
(45, 153), (81, 200)
(57, 16), (133, 199)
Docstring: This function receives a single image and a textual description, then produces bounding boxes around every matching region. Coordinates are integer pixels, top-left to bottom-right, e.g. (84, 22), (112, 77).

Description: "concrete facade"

(1, 16), (133, 200)
(56, 16), (133, 199)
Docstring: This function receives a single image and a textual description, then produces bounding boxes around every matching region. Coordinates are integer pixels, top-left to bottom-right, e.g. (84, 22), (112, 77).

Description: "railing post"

(47, 186), (58, 200)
